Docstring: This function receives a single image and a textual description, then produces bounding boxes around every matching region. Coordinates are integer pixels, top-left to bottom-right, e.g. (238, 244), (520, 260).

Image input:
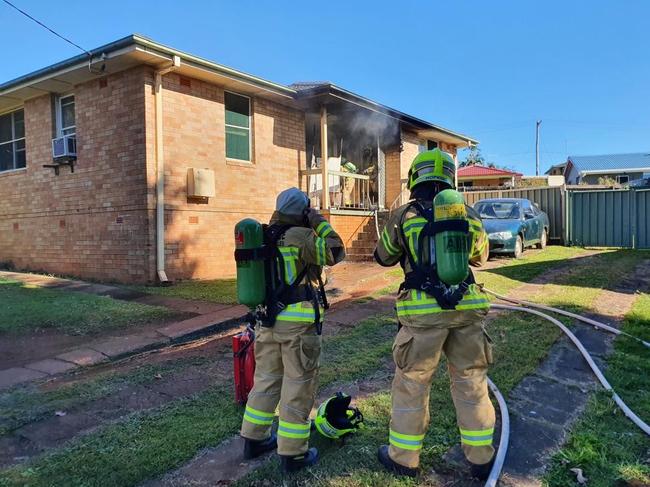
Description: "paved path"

(499, 260), (649, 487)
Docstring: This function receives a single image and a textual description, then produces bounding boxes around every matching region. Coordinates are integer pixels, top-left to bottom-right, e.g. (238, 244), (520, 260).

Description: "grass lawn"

(0, 277), (177, 336)
(545, 293), (650, 487)
(129, 278), (237, 304)
(2, 248), (647, 486)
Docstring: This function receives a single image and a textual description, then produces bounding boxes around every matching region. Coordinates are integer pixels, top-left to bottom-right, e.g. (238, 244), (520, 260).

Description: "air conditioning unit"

(52, 134), (77, 159)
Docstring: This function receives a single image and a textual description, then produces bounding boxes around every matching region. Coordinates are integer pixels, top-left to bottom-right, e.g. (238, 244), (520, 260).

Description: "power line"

(2, 0), (90, 56)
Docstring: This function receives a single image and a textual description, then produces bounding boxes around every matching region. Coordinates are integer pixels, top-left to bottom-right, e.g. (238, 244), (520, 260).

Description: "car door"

(521, 200), (540, 246)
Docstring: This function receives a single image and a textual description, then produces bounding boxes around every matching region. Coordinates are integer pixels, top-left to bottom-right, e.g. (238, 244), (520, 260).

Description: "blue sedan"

(474, 198), (550, 258)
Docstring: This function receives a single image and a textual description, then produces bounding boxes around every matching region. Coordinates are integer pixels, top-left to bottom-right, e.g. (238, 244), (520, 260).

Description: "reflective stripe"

(316, 221), (333, 238)
(382, 228), (400, 256)
(278, 247), (300, 284)
(315, 237), (327, 265)
(389, 429), (424, 451)
(243, 406), (275, 426)
(396, 289), (490, 316)
(276, 302), (324, 323)
(278, 420), (311, 439)
(460, 427), (493, 446)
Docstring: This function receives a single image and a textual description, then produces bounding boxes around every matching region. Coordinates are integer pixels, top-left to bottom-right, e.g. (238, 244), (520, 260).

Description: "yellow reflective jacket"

(375, 200), (490, 326)
(269, 211), (345, 323)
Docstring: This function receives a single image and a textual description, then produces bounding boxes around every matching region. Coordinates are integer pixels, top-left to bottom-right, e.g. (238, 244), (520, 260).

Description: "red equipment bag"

(233, 326), (256, 405)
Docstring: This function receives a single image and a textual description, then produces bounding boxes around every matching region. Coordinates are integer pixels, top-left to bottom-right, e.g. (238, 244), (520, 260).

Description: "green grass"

(3, 249), (647, 487)
(0, 278), (177, 335)
(128, 278), (237, 304)
(544, 293), (650, 487)
(0, 355), (213, 436)
(0, 315), (395, 487)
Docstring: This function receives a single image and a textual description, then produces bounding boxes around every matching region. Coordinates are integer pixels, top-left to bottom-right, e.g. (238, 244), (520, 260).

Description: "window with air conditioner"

(52, 94), (76, 159)
(225, 91), (251, 162)
(0, 108), (26, 173)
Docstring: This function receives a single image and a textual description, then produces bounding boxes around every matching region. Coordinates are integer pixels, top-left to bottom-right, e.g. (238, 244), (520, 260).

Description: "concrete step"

(346, 253), (375, 262)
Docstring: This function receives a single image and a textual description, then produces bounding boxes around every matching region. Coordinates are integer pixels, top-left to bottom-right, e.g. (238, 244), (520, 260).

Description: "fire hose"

(483, 292), (650, 487)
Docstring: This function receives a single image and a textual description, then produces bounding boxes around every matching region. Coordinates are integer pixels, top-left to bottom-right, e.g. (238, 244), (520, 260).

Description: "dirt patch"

(0, 316), (190, 371)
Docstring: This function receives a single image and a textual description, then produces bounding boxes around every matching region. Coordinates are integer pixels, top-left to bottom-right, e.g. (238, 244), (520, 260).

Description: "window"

(0, 109), (26, 172)
(427, 140), (438, 150)
(616, 175), (629, 184)
(56, 95), (76, 137)
(225, 91), (251, 161)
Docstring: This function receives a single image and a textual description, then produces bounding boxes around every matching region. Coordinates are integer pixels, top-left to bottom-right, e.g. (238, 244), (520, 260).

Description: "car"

(473, 198), (550, 258)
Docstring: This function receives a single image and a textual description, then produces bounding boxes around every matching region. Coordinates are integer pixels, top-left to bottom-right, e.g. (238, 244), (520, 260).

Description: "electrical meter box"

(187, 168), (216, 198)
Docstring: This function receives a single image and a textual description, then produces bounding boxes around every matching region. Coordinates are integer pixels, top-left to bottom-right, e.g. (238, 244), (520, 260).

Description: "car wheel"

(513, 235), (523, 259)
(536, 229), (547, 249)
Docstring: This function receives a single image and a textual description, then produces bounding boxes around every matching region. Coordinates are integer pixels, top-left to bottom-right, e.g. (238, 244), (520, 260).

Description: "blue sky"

(2, 0), (649, 175)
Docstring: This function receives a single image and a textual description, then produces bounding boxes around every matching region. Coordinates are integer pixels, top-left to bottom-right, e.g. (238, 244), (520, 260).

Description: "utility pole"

(535, 120), (542, 176)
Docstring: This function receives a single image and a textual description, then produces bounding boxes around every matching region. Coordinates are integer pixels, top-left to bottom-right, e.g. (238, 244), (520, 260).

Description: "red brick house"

(457, 165), (522, 189)
(0, 35), (476, 283)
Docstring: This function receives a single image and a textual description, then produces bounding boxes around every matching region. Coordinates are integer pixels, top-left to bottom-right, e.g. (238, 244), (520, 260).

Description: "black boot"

(279, 447), (319, 473)
(377, 445), (418, 478)
(243, 433), (277, 460)
(469, 458), (495, 481)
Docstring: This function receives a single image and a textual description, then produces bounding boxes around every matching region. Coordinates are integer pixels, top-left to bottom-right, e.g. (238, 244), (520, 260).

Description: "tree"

(460, 146), (485, 167)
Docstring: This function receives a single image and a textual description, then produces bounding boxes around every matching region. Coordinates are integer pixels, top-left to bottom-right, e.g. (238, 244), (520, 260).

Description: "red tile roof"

(457, 165), (523, 178)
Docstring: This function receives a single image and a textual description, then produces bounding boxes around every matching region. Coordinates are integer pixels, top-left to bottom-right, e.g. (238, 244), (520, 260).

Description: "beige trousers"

(388, 310), (495, 468)
(240, 322), (321, 455)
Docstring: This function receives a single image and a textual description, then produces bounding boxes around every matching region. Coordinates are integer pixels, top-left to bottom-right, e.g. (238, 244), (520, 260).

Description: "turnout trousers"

(388, 309), (495, 468)
(240, 321), (321, 456)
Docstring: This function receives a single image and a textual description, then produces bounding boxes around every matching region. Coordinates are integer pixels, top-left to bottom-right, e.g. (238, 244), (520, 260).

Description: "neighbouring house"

(0, 35), (476, 283)
(456, 165), (522, 189)
(561, 153), (650, 185)
(545, 162), (567, 176)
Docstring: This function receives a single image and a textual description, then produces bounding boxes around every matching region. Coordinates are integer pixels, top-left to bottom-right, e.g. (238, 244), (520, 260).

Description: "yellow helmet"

(407, 149), (456, 190)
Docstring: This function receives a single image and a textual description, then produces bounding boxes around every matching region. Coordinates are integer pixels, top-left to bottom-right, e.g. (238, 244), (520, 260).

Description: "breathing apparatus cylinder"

(433, 189), (470, 285)
(234, 218), (266, 308)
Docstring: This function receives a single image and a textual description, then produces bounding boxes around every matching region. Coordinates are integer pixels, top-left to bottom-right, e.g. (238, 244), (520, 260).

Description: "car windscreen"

(475, 201), (521, 219)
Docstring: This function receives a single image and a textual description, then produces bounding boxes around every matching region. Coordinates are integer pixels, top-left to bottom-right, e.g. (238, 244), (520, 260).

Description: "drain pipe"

(154, 55), (181, 283)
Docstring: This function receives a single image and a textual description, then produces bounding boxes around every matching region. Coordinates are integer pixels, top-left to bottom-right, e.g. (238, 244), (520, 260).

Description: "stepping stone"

(56, 348), (109, 367)
(25, 359), (77, 376)
(0, 367), (47, 390)
(90, 334), (168, 359)
(157, 307), (246, 340)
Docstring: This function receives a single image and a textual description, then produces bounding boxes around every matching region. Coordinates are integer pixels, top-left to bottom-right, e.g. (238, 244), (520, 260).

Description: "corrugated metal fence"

(462, 186), (565, 242)
(567, 188), (650, 249)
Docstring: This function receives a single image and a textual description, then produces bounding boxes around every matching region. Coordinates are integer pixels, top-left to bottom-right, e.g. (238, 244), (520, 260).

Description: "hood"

(269, 211), (306, 227)
(482, 218), (522, 234)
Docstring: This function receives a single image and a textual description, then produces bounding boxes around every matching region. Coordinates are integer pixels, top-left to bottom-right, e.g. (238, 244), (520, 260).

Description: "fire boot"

(279, 447), (319, 473)
(469, 458), (495, 481)
(377, 445), (418, 478)
(243, 433), (277, 460)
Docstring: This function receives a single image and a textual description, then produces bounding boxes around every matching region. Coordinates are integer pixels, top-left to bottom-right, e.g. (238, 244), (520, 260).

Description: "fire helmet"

(314, 392), (364, 439)
(407, 148), (456, 190)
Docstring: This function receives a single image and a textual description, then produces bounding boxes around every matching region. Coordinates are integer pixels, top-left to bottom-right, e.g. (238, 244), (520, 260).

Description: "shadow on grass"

(482, 249), (650, 293)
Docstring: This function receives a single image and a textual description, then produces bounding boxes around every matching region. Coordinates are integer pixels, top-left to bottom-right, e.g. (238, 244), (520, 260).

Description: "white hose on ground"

(492, 303), (650, 436)
(485, 377), (510, 487)
(483, 288), (650, 349)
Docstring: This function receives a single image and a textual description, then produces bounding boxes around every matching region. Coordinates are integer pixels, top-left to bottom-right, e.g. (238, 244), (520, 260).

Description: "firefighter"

(240, 187), (345, 473)
(374, 149), (494, 480)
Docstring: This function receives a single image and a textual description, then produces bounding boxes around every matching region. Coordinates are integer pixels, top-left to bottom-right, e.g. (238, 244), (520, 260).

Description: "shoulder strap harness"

(398, 202), (475, 310)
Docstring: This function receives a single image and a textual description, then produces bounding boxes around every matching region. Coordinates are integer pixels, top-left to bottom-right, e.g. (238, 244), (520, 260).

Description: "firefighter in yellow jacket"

(240, 188), (345, 473)
(374, 149), (494, 480)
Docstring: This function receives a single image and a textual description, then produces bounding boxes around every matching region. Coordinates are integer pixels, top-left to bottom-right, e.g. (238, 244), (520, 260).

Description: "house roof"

(545, 162), (567, 174)
(457, 165), (523, 179)
(568, 152), (650, 174)
(0, 36), (478, 147)
(290, 82), (477, 147)
(0, 34), (296, 113)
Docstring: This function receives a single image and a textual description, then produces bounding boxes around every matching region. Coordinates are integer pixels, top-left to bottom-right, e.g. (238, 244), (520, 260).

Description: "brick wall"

(321, 211), (374, 249)
(144, 71), (306, 280)
(0, 67), (151, 282)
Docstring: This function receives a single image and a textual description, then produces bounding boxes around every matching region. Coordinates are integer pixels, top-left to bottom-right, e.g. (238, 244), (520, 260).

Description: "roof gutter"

(580, 167), (650, 176)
